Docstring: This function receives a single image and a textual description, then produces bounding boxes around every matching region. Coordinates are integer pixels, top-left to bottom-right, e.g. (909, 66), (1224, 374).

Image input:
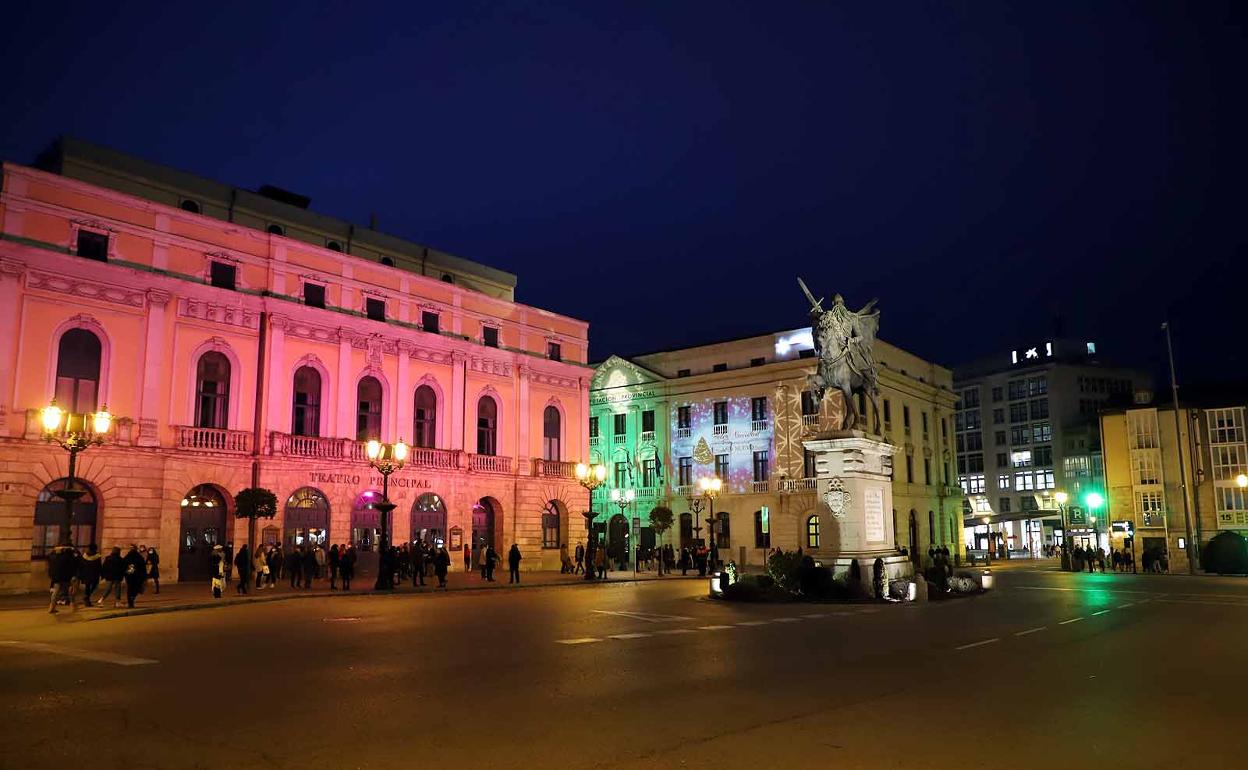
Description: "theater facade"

(0, 139), (591, 592)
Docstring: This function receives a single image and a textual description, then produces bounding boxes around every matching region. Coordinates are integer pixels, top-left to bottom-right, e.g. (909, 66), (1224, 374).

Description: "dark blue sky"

(4, 1), (1244, 381)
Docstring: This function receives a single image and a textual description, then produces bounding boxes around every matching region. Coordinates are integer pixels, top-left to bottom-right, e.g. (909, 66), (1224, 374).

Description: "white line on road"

(1118, 603), (1135, 609)
(608, 633), (651, 640)
(955, 638), (1000, 651)
(592, 610), (693, 622)
(1058, 617), (1084, 625)
(698, 625), (734, 630)
(654, 629), (695, 635)
(800, 613), (827, 619)
(555, 638), (602, 645)
(1091, 609), (1111, 616)
(1014, 626), (1046, 636)
(736, 620), (771, 627)
(773, 617), (802, 623)
(1155, 598), (1248, 607)
(0, 640), (158, 666)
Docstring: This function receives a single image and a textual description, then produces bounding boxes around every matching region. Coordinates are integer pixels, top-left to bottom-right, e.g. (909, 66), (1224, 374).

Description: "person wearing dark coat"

(433, 545), (451, 588)
(340, 546), (356, 591)
(98, 546), (124, 607)
(47, 544), (79, 613)
(122, 544), (147, 608)
(328, 544), (341, 589)
(484, 545), (498, 582)
(146, 547), (161, 594)
(301, 545), (318, 588)
(78, 543), (102, 606)
(411, 544), (426, 587)
(286, 545), (303, 589)
(508, 544), (522, 584)
(234, 544), (251, 595)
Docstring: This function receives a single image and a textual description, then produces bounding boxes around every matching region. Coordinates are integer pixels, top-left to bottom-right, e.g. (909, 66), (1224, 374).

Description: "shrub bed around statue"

(721, 575), (792, 602)
(1201, 531), (1248, 575)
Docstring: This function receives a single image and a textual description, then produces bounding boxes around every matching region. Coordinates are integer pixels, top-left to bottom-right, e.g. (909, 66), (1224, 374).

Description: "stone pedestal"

(803, 430), (913, 594)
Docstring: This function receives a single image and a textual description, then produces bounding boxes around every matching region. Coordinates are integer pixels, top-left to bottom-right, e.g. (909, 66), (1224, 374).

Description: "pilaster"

(450, 351), (467, 450)
(396, 340), (413, 442)
(266, 315), (288, 436)
(336, 329), (354, 439)
(137, 288), (172, 446)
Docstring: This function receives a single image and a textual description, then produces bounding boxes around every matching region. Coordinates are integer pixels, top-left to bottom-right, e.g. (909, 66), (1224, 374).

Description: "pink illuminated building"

(0, 138), (591, 591)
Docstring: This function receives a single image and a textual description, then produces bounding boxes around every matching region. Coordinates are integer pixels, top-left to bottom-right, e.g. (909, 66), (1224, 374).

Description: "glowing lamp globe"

(41, 402), (63, 432)
(575, 463), (589, 480)
(1237, 474), (1248, 489)
(393, 440), (409, 462)
(92, 407), (112, 435)
(1054, 491), (1068, 505)
(1085, 492), (1105, 510)
(366, 440), (382, 461)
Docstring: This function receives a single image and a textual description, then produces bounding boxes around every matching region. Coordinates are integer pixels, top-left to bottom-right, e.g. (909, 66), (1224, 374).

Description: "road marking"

(1136, 598), (1152, 604)
(1091, 609), (1111, 616)
(698, 625), (734, 630)
(800, 613), (827, 619)
(592, 610), (693, 623)
(955, 638), (999, 651)
(831, 611), (858, 617)
(1155, 598), (1248, 607)
(555, 638), (602, 645)
(0, 640), (157, 666)
(736, 620), (771, 627)
(654, 629), (695, 635)
(1118, 603), (1135, 609)
(1058, 617), (1084, 625)
(1014, 626), (1046, 636)
(773, 617), (802, 623)
(608, 633), (651, 640)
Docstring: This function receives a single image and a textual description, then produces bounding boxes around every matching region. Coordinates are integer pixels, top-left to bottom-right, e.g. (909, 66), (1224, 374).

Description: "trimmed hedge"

(1201, 531), (1248, 575)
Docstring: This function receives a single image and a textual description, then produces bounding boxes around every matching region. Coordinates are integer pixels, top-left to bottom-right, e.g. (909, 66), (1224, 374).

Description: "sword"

(797, 277), (824, 313)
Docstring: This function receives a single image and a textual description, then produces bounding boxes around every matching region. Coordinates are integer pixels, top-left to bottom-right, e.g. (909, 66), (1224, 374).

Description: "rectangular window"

(483, 327), (499, 348)
(1210, 444), (1246, 481)
(753, 451), (769, 482)
(1037, 469), (1055, 489)
(994, 431), (1006, 445)
(1033, 445), (1053, 466)
(993, 408), (1004, 424)
(966, 454), (984, 473)
(922, 412), (929, 436)
(903, 405), (911, 428)
(884, 400), (892, 424)
(1128, 411), (1160, 449)
(1029, 376), (1048, 396)
(1209, 408), (1246, 444)
(1011, 426), (1028, 445)
(642, 458), (657, 487)
(542, 510), (560, 549)
(998, 474), (1010, 490)
(962, 388), (980, 408)
(677, 369), (691, 377)
(964, 410), (981, 430)
(712, 362), (728, 372)
(713, 401), (728, 425)
(999, 497), (1011, 513)
(991, 386), (1003, 402)
(210, 261), (237, 290)
(801, 391), (819, 416)
(906, 455), (914, 483)
(965, 433), (983, 451)
(421, 311), (440, 334)
(1008, 380), (1026, 400)
(678, 457), (693, 486)
(589, 416), (599, 438)
(1030, 399), (1049, 419)
(1021, 496), (1038, 512)
(614, 462), (629, 487)
(751, 396), (768, 422)
(804, 450), (817, 479)
(1132, 452), (1161, 485)
(750, 357), (765, 367)
(1032, 422), (1052, 443)
(304, 283), (326, 308)
(365, 298), (386, 322)
(1012, 450), (1033, 468)
(924, 458), (931, 485)
(1010, 403), (1028, 423)
(996, 452), (1008, 467)
(1015, 472), (1035, 491)
(967, 474), (986, 494)
(613, 413), (626, 435)
(677, 406), (691, 430)
(547, 342), (562, 361)
(715, 454), (730, 481)
(642, 410), (655, 433)
(76, 230), (109, 262)
(1136, 490), (1165, 525)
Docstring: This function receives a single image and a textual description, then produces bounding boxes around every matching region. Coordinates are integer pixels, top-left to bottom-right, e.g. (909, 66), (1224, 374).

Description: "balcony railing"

(713, 423), (728, 437)
(176, 426), (252, 454)
(271, 433), (346, 459)
(674, 484), (693, 498)
(675, 427), (691, 440)
(589, 435), (601, 447)
(751, 419), (769, 433)
(801, 414), (819, 429)
(612, 434), (627, 445)
(535, 459), (577, 479)
(470, 454), (512, 474)
(779, 478), (817, 493)
(410, 446), (459, 470)
(639, 430), (655, 444)
(751, 480), (770, 493)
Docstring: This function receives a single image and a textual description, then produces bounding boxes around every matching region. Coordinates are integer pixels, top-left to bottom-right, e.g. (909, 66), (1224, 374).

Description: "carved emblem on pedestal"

(824, 477), (851, 519)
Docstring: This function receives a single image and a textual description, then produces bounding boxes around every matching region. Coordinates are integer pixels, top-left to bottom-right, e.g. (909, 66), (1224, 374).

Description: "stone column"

(450, 351), (466, 450)
(0, 259), (25, 435)
(336, 329), (354, 439)
(137, 288), (172, 446)
(396, 341), (413, 442)
(266, 315), (287, 438)
(517, 363), (531, 471)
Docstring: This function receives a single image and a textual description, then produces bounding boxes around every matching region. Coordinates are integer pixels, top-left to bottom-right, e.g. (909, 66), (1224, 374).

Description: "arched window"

(753, 509), (770, 548)
(55, 328), (102, 413)
(267, 224), (285, 236)
(180, 199), (201, 214)
(806, 515), (821, 549)
(542, 501), (561, 549)
(414, 385), (437, 448)
(33, 479), (97, 558)
(292, 366), (321, 437)
(356, 376), (382, 440)
(285, 487), (330, 548)
(326, 240), (343, 252)
(380, 256), (395, 267)
(477, 396), (497, 455)
(929, 510), (936, 545)
(716, 511), (731, 549)
(195, 352), (231, 429)
(543, 405), (561, 461)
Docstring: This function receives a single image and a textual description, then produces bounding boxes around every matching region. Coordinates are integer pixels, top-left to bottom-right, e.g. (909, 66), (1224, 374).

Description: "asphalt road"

(3, 568), (1248, 770)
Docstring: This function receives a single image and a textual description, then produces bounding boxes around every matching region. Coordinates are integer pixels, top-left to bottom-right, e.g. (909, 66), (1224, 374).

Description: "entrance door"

(411, 493), (448, 545)
(609, 514), (629, 570)
(179, 485), (226, 582)
(351, 491), (382, 577)
(472, 498), (496, 551)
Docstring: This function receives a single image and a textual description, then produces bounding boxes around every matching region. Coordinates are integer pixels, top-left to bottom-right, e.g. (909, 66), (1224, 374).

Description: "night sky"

(3, 2), (1244, 382)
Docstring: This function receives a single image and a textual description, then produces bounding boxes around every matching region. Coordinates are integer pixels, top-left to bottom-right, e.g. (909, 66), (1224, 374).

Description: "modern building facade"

(1101, 390), (1248, 574)
(0, 139), (591, 593)
(953, 339), (1152, 555)
(589, 327), (961, 569)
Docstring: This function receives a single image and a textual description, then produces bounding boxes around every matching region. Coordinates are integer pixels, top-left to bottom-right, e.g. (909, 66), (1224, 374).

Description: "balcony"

(612, 434), (627, 445)
(271, 433), (346, 459)
(713, 423), (728, 437)
(535, 459), (577, 479)
(801, 414), (819, 430)
(639, 430), (655, 444)
(589, 435), (601, 448)
(751, 480), (770, 493)
(674, 484), (693, 499)
(779, 478), (817, 493)
(176, 426), (252, 454)
(470, 454), (512, 474)
(409, 446), (459, 470)
(751, 419), (769, 433)
(675, 427), (691, 440)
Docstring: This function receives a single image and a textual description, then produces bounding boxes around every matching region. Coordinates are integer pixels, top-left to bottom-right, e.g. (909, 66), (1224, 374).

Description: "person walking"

(340, 545), (356, 591)
(78, 543), (102, 607)
(254, 545), (269, 590)
(574, 542), (585, 574)
(434, 544), (451, 588)
(98, 546), (124, 607)
(234, 543), (251, 595)
(47, 544), (78, 614)
(412, 542), (426, 587)
(478, 542), (490, 579)
(508, 543), (522, 584)
(122, 544), (147, 608)
(210, 544), (226, 598)
(328, 544), (340, 589)
(594, 544), (607, 580)
(146, 547), (161, 594)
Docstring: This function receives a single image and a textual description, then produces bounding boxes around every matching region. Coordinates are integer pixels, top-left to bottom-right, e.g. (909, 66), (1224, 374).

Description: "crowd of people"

(45, 542), (161, 612)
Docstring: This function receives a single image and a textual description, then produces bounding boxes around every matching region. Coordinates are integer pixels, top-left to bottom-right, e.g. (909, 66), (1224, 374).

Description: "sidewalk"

(1, 567), (703, 623)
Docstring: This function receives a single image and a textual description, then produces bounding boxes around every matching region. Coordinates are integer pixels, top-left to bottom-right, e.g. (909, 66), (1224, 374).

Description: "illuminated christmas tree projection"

(692, 436), (714, 465)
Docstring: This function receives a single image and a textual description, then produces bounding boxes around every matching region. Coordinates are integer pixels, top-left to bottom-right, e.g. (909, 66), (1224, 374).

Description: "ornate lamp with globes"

(40, 400), (113, 547)
(366, 438), (408, 590)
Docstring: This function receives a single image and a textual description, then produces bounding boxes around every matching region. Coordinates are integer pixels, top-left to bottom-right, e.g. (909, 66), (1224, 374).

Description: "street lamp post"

(1086, 491), (1105, 567)
(610, 487), (636, 575)
(981, 516), (992, 564)
(576, 462), (607, 582)
(685, 477), (722, 573)
(366, 438), (408, 590)
(1055, 491), (1071, 571)
(40, 401), (113, 546)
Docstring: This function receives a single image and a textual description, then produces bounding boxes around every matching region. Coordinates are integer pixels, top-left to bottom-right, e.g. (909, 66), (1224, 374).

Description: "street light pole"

(576, 462), (607, 581)
(610, 487), (635, 574)
(40, 402), (112, 546)
(1055, 491), (1071, 571)
(366, 438), (408, 590)
(1162, 322), (1197, 574)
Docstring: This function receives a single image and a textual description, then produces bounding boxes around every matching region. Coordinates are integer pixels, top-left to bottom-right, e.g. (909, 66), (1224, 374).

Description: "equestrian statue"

(798, 277), (882, 433)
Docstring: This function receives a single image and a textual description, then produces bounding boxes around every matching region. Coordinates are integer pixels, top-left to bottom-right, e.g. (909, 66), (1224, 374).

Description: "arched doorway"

(179, 485), (227, 581)
(472, 498), (497, 550)
(908, 509), (919, 566)
(285, 487), (330, 549)
(679, 512), (694, 549)
(411, 493), (447, 545)
(351, 491), (383, 575)
(609, 513), (629, 570)
(33, 479), (98, 559)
